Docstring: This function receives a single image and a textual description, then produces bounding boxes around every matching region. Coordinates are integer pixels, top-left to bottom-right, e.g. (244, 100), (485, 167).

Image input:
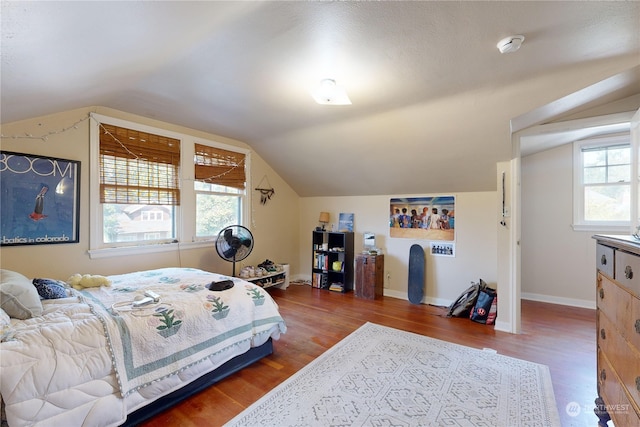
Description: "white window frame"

(573, 133), (631, 232)
(88, 113), (251, 258)
(191, 139), (250, 242)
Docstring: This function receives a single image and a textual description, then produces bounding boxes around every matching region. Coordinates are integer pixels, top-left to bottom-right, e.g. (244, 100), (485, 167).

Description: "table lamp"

(318, 212), (330, 230)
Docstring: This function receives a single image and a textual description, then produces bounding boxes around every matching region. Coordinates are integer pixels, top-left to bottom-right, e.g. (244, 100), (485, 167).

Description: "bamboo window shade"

(194, 143), (246, 190)
(99, 123), (181, 205)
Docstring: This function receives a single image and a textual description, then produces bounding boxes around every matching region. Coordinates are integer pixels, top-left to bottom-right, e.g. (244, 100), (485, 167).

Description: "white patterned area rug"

(225, 322), (560, 427)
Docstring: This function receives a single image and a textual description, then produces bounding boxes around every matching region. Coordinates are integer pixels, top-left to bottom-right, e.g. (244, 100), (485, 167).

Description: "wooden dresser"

(594, 235), (640, 426)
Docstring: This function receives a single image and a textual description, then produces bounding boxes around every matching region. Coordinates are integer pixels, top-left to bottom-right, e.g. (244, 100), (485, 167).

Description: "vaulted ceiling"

(2, 1), (639, 197)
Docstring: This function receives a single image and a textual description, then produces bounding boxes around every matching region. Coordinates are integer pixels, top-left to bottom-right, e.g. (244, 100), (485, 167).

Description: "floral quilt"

(81, 268), (286, 397)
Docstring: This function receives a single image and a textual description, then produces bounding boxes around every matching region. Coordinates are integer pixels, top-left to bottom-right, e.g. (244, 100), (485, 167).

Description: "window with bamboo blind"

(97, 122), (180, 245)
(89, 113), (251, 253)
(194, 143), (245, 189)
(194, 143), (247, 238)
(100, 123), (181, 205)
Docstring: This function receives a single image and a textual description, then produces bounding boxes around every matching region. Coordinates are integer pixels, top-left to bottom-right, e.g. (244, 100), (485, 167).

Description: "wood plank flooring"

(141, 283), (598, 427)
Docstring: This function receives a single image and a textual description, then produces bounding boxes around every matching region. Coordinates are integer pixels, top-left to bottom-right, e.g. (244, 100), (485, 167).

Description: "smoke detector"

(497, 35), (525, 54)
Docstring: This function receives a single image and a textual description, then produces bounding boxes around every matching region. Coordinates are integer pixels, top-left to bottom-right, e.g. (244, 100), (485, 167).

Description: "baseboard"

(383, 290), (450, 308)
(297, 279), (595, 311)
(291, 274), (311, 283)
(382, 288), (407, 300)
(521, 292), (595, 310)
(493, 320), (514, 333)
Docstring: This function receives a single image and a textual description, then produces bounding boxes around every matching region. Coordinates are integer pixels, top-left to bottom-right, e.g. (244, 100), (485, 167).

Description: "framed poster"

(338, 212), (354, 232)
(390, 195), (455, 242)
(1, 151), (80, 246)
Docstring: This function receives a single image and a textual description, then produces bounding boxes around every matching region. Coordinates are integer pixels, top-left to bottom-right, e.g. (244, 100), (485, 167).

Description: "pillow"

(0, 307), (14, 342)
(32, 278), (69, 299)
(0, 269), (43, 319)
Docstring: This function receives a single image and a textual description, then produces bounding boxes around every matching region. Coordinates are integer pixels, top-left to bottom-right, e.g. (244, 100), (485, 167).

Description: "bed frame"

(121, 338), (273, 426)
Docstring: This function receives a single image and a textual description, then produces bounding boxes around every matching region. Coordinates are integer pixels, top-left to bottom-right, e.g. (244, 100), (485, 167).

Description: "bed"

(0, 267), (287, 427)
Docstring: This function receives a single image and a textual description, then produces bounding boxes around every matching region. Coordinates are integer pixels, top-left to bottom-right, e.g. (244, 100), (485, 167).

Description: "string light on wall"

(0, 115), (91, 141)
(101, 123), (245, 183)
(0, 112), (245, 183)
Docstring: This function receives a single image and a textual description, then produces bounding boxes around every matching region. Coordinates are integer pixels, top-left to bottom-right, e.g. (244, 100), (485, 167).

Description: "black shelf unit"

(311, 231), (354, 293)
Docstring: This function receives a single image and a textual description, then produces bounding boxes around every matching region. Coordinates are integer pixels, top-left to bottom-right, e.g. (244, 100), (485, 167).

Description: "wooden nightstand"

(355, 254), (384, 299)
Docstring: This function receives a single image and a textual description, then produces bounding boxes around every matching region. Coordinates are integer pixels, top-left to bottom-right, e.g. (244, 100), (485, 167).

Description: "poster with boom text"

(1, 151), (80, 246)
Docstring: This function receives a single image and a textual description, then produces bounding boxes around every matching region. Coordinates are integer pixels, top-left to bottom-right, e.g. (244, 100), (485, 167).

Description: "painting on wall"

(390, 196), (455, 242)
(1, 151), (80, 246)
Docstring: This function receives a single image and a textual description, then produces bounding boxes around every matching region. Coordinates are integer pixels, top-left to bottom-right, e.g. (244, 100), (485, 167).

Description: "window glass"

(195, 192), (242, 237)
(90, 114), (250, 253)
(574, 136), (631, 229)
(194, 144), (246, 239)
(103, 204), (175, 243)
(584, 186), (629, 222)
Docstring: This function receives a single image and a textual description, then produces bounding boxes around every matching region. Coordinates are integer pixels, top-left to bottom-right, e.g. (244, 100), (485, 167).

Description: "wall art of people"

(390, 196), (455, 241)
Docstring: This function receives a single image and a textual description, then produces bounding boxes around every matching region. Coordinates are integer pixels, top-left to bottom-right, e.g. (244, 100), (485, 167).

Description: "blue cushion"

(32, 278), (68, 299)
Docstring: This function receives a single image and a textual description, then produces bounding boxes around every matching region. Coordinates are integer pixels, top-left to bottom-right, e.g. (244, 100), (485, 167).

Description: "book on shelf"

(329, 282), (344, 292)
(312, 273), (328, 289)
(314, 252), (329, 270)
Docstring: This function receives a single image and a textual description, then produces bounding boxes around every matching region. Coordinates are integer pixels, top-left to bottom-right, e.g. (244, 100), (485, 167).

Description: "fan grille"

(215, 225), (254, 276)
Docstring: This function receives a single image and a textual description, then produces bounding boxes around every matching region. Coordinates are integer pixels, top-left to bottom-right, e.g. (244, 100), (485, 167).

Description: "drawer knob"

(601, 254), (607, 266)
(625, 265), (634, 279)
(600, 369), (607, 381)
(636, 319), (640, 334)
(599, 288), (605, 299)
(637, 377), (640, 392)
(600, 328), (606, 339)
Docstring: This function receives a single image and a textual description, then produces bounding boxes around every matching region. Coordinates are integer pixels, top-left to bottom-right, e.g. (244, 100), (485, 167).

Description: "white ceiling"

(2, 1), (639, 197)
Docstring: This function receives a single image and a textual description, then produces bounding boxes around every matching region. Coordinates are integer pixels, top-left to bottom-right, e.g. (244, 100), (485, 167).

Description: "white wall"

(299, 192), (498, 306)
(521, 143), (597, 308)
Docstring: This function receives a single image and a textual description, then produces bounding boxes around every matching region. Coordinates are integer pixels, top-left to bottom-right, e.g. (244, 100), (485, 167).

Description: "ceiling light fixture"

(497, 35), (525, 54)
(311, 79), (352, 105)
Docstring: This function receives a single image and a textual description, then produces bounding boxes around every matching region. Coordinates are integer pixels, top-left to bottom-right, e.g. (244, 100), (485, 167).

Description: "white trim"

(87, 240), (214, 259)
(572, 133), (631, 230)
(88, 113), (252, 253)
(493, 320), (512, 333)
(382, 289), (407, 301)
(631, 108), (640, 234)
(571, 224), (629, 232)
(509, 158), (521, 334)
(384, 290), (451, 308)
(422, 295), (451, 307)
(521, 292), (595, 310)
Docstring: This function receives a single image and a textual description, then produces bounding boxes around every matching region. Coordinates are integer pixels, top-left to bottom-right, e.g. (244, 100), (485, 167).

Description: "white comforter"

(1, 297), (123, 426)
(0, 268), (286, 427)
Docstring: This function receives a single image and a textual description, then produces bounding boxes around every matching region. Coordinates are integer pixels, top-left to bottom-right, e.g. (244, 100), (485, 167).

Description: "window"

(573, 134), (631, 230)
(99, 123), (180, 245)
(194, 143), (246, 238)
(89, 114), (250, 256)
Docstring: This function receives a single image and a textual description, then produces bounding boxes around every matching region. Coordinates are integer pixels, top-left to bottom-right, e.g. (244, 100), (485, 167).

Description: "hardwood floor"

(141, 283), (598, 427)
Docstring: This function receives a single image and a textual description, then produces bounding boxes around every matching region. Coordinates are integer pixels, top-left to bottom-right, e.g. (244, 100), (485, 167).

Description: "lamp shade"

(319, 212), (330, 224)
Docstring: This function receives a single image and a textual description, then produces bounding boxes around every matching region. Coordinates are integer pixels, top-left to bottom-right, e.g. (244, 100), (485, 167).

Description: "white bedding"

(0, 268), (286, 427)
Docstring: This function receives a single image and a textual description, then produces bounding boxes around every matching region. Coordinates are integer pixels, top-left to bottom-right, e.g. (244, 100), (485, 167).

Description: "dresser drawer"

(598, 274), (632, 337)
(598, 310), (640, 409)
(597, 274), (640, 353)
(598, 350), (640, 424)
(597, 243), (615, 278)
(615, 250), (640, 297)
